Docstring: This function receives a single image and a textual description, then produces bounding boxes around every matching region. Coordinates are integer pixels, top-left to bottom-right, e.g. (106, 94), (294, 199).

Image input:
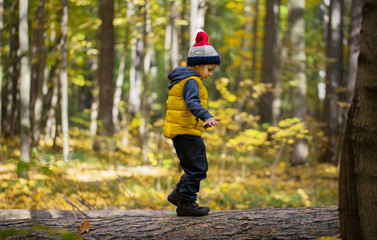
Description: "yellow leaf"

(77, 221), (91, 234)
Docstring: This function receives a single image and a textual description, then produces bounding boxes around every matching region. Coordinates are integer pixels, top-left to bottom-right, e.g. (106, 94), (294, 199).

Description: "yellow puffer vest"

(163, 76), (208, 139)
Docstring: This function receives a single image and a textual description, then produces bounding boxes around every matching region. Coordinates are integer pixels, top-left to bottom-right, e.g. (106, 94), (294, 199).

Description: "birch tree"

(128, 5), (143, 116)
(289, 0), (308, 165)
(190, 0), (207, 44)
(139, 0), (152, 162)
(19, 0), (31, 176)
(89, 57), (99, 137)
(113, 1), (133, 132)
(60, 0), (69, 161)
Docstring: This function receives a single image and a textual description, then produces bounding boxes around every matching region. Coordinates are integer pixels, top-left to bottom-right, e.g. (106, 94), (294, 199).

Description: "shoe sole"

(176, 208), (210, 216)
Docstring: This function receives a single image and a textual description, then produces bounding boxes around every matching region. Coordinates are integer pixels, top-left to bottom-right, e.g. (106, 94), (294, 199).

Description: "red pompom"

(193, 31), (211, 46)
(195, 31), (209, 43)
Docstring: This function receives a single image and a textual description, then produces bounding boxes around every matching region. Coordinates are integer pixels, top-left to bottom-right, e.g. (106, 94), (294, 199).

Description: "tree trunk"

(44, 11), (59, 146)
(89, 57), (99, 137)
(251, 0), (259, 82)
(19, 0), (31, 174)
(0, 207), (340, 239)
(339, 1), (377, 239)
(4, 1), (20, 137)
(60, 0), (69, 161)
(30, 0), (46, 146)
(346, 0), (362, 104)
(164, 0), (179, 103)
(170, 0), (179, 69)
(140, 1), (151, 162)
(45, 64), (59, 146)
(289, 0), (308, 166)
(0, 0), (3, 141)
(235, 0), (252, 93)
(190, 0), (199, 44)
(179, 0), (188, 63)
(113, 1), (133, 132)
(259, 0), (280, 126)
(323, 0), (344, 164)
(128, 5), (143, 116)
(97, 0), (115, 138)
(190, 0), (207, 44)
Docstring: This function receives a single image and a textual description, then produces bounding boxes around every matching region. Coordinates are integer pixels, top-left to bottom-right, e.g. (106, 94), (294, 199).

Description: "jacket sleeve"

(183, 79), (213, 122)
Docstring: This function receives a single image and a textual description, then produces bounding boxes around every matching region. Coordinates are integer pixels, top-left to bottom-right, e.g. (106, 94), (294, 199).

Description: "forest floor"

(0, 142), (339, 211)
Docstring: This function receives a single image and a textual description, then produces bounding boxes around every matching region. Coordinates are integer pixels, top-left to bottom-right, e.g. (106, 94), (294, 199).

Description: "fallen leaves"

(77, 221), (91, 234)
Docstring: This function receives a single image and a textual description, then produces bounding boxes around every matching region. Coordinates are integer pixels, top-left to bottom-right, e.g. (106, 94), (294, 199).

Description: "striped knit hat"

(187, 31), (220, 66)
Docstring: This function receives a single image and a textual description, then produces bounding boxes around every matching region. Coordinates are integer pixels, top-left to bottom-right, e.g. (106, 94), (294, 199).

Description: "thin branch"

(60, 194), (89, 218)
(117, 175), (142, 208)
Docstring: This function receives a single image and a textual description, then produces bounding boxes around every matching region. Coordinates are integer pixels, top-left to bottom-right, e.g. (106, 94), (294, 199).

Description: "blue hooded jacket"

(167, 67), (213, 122)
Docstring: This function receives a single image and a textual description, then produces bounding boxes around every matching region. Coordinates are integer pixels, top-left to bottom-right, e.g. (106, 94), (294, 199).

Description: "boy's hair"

(187, 31), (220, 66)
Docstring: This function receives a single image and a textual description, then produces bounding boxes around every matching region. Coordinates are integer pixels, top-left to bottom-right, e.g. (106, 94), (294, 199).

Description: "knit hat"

(187, 31), (220, 66)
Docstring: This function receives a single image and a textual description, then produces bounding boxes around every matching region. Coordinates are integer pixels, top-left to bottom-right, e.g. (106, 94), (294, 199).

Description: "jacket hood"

(167, 67), (200, 89)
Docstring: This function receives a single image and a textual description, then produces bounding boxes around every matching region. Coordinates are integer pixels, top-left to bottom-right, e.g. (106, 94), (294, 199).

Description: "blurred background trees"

(0, 0), (364, 212)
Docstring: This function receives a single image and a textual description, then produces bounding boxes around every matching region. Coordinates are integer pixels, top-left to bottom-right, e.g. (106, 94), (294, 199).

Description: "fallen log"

(0, 206), (340, 239)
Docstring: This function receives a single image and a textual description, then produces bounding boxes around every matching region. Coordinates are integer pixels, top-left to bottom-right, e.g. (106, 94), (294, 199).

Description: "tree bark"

(4, 1), (20, 137)
(140, 1), (151, 162)
(190, 0), (199, 44)
(113, 1), (133, 132)
(251, 0), (259, 82)
(323, 0), (344, 164)
(179, 0), (188, 63)
(19, 0), (31, 172)
(289, 0), (308, 166)
(0, 0), (3, 141)
(128, 5), (143, 116)
(0, 207), (340, 239)
(97, 0), (115, 138)
(45, 64), (59, 146)
(190, 0), (207, 45)
(60, 0), (69, 161)
(339, 1), (377, 239)
(30, 0), (46, 146)
(346, 0), (362, 104)
(89, 57), (99, 137)
(259, 0), (280, 126)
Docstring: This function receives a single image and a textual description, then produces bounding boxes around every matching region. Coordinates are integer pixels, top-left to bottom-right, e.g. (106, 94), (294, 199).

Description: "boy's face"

(195, 64), (218, 80)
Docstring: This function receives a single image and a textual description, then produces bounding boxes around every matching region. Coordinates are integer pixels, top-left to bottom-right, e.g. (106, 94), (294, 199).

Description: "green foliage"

(0, 226), (82, 240)
(204, 77), (310, 161)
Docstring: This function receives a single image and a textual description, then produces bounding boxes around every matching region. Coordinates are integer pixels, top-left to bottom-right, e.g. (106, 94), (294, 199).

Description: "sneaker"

(176, 200), (210, 216)
(167, 187), (180, 206)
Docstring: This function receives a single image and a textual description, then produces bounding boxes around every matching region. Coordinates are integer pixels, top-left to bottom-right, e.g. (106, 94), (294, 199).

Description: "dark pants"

(172, 135), (208, 202)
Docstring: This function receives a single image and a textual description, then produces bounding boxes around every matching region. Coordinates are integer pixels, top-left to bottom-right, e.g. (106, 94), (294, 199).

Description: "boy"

(163, 31), (221, 216)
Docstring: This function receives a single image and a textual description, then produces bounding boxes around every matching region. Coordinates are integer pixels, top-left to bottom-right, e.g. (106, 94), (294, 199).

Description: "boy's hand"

(203, 117), (221, 129)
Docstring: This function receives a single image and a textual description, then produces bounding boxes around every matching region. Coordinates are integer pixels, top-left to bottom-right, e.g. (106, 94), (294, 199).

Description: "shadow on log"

(0, 206), (340, 239)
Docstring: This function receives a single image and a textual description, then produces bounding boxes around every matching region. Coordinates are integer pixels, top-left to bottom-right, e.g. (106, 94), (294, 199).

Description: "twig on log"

(60, 194), (89, 218)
